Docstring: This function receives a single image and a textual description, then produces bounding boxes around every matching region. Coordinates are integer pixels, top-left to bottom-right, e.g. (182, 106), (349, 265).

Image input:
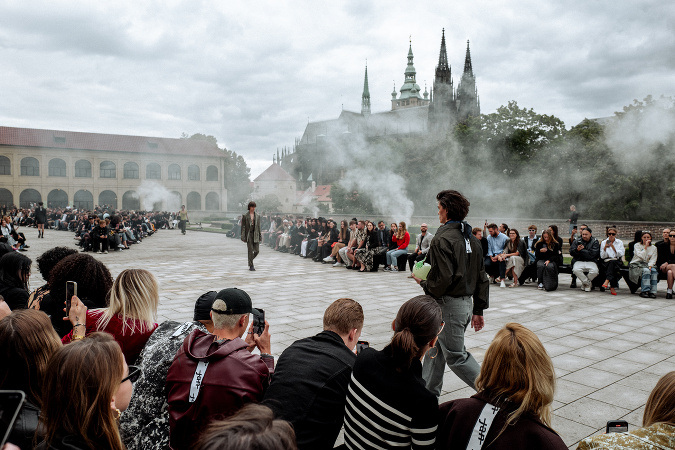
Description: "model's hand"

(471, 315), (484, 332)
(411, 274), (422, 285)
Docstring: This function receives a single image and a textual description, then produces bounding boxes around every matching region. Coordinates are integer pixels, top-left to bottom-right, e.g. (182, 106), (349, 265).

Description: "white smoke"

(133, 180), (181, 211)
(340, 168), (414, 224)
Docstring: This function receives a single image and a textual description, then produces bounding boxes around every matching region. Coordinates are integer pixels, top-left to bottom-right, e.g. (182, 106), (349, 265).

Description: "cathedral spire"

(361, 62), (371, 116)
(463, 40), (473, 76)
(438, 28), (449, 71)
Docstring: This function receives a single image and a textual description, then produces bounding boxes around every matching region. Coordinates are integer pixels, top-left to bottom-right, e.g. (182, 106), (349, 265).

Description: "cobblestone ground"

(27, 228), (675, 448)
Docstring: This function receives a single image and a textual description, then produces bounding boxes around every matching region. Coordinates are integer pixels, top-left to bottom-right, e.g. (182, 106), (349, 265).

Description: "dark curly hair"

(36, 247), (78, 280)
(436, 190), (470, 221)
(48, 253), (113, 309)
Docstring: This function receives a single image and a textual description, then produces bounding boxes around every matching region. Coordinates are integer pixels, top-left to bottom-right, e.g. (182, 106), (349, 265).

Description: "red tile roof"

(254, 163), (296, 182)
(0, 126), (225, 158)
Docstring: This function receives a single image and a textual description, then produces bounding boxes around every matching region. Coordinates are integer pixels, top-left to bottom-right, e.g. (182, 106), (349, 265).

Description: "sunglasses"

(670, 235), (675, 238)
(121, 365), (141, 384)
(607, 233), (616, 236)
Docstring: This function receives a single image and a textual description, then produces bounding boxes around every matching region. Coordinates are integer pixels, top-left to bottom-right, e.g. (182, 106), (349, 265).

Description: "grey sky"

(1, 0), (673, 177)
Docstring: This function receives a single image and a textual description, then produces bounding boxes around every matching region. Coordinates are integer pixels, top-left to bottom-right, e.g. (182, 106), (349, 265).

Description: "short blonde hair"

(475, 323), (555, 430)
(97, 269), (159, 335)
(211, 299), (246, 330)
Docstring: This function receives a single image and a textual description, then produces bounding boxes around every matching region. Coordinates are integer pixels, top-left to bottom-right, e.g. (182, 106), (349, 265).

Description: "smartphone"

(66, 281), (77, 316)
(606, 420), (628, 433)
(0, 390), (25, 447)
(356, 340), (370, 355)
(252, 309), (265, 336)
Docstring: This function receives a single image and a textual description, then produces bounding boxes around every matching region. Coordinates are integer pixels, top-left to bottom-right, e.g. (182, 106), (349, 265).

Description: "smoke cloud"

(133, 180), (181, 211)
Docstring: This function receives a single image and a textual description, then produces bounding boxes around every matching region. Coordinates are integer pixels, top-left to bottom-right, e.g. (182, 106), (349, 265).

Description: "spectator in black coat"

(0, 252), (32, 310)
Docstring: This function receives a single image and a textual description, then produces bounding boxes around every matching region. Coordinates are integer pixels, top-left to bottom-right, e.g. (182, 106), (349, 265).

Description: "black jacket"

(535, 241), (560, 263)
(657, 241), (675, 266)
(263, 331), (355, 450)
(0, 282), (29, 310)
(376, 227), (390, 247)
(36, 434), (99, 450)
(570, 236), (600, 264)
(8, 401), (40, 450)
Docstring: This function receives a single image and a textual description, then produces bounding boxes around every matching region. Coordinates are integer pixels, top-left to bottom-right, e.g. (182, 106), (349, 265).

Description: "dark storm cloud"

(1, 0), (673, 177)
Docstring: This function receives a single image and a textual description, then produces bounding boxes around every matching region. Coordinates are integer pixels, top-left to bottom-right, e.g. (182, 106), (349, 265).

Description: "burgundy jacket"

(437, 392), (566, 450)
(166, 329), (274, 450)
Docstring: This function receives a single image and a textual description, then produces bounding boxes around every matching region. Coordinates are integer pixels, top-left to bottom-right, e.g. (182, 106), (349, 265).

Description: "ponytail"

(390, 328), (419, 372)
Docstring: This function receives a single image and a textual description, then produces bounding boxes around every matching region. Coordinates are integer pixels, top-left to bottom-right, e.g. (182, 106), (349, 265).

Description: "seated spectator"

(535, 230), (560, 291)
(655, 227), (671, 246)
(501, 229), (527, 288)
(355, 221), (379, 272)
(300, 219), (318, 257)
(290, 218), (306, 255)
(374, 220), (391, 254)
(92, 219), (110, 253)
(37, 332), (134, 450)
(263, 298), (363, 449)
(657, 230), (675, 299)
(600, 227), (624, 295)
(0, 309), (62, 449)
(630, 231), (658, 299)
(0, 252), (32, 310)
(626, 229), (645, 263)
(570, 227), (600, 292)
(407, 223), (433, 275)
(335, 220), (357, 267)
(346, 220), (366, 269)
(46, 253), (114, 337)
(577, 371), (675, 449)
(385, 221), (410, 272)
(343, 295), (440, 449)
(437, 323), (565, 449)
(485, 223), (508, 285)
(472, 227), (488, 258)
(548, 225), (565, 267)
(324, 219), (348, 263)
(61, 268), (159, 364)
(120, 291), (217, 450)
(524, 225), (538, 264)
(195, 404), (297, 450)
(166, 288), (273, 450)
(316, 219), (338, 262)
(27, 246), (78, 311)
(499, 222), (509, 235)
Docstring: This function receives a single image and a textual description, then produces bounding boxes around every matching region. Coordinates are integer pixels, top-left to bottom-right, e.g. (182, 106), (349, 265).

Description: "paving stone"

(555, 398), (630, 431)
(561, 367), (625, 389)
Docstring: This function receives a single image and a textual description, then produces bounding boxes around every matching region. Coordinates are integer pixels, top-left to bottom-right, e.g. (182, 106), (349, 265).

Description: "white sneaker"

(580, 283), (587, 291)
(96, 251), (102, 254)
(323, 256), (333, 262)
(538, 283), (544, 289)
(333, 261), (343, 267)
(104, 251), (108, 254)
(392, 267), (398, 272)
(584, 286), (591, 292)
(500, 280), (506, 288)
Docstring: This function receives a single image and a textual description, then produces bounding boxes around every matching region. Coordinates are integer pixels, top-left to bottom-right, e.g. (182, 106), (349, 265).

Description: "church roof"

(0, 126), (225, 158)
(254, 163), (296, 182)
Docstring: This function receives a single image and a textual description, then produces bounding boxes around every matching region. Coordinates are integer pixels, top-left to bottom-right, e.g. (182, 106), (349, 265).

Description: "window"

(0, 156), (10, 175)
(206, 165), (218, 181)
(73, 190), (93, 210)
(19, 189), (42, 208)
(20, 157), (40, 176)
(48, 158), (67, 177)
(75, 160), (92, 178)
(47, 189), (68, 208)
(146, 163), (161, 180)
(186, 191), (201, 210)
(205, 192), (219, 210)
(188, 165), (200, 181)
(122, 191), (140, 210)
(100, 161), (116, 178)
(168, 164), (181, 180)
(123, 162), (139, 179)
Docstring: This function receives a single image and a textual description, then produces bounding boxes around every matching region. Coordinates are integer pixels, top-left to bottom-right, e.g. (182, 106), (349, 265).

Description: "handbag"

(628, 261), (647, 285)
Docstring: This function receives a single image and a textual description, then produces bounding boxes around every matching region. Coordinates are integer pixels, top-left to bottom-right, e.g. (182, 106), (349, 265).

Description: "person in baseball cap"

(210, 288), (261, 316)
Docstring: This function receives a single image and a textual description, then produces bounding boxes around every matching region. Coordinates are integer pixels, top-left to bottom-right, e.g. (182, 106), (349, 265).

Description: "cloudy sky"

(1, 1), (673, 177)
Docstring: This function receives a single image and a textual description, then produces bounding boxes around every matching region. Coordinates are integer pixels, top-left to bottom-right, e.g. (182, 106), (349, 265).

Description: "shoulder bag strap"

(466, 403), (501, 450)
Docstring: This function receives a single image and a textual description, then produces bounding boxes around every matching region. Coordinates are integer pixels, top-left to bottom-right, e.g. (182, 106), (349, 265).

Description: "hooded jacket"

(166, 329), (273, 450)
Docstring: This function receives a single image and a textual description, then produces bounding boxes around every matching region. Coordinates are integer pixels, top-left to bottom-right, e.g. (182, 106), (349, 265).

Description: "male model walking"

(241, 201), (262, 271)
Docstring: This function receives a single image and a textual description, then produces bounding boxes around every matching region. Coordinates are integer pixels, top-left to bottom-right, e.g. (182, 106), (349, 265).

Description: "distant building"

(295, 182), (332, 214)
(252, 163), (297, 213)
(0, 126), (227, 211)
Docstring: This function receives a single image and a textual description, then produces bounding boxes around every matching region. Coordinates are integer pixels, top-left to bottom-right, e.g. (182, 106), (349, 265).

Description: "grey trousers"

(422, 295), (481, 397)
(247, 239), (259, 266)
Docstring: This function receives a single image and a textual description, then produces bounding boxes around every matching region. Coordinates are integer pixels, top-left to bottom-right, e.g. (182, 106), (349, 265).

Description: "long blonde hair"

(396, 222), (407, 240)
(643, 371), (675, 427)
(97, 268), (159, 335)
(475, 323), (555, 431)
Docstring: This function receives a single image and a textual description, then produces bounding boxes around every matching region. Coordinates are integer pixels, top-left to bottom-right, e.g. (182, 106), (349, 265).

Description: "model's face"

(437, 203), (448, 224)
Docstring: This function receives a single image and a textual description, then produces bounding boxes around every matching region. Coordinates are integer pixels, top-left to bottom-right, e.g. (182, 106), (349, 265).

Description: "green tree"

(330, 184), (374, 215)
(255, 194), (282, 213)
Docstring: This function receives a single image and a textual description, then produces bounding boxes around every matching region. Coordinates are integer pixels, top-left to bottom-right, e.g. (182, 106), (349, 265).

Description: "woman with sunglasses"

(343, 295), (442, 449)
(37, 332), (139, 450)
(599, 228), (624, 296)
(657, 230), (675, 299)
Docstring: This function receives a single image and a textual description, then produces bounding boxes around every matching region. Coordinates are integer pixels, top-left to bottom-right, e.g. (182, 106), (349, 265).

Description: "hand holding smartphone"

(65, 281), (77, 316)
(252, 309), (265, 336)
(356, 340), (369, 355)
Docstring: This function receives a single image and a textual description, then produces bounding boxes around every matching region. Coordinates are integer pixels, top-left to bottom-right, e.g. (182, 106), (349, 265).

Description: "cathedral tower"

(428, 29), (457, 131)
(361, 63), (371, 116)
(391, 39), (430, 110)
(456, 40), (480, 120)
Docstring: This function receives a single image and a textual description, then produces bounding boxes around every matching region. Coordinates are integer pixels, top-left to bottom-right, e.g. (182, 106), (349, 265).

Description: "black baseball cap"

(193, 291), (218, 321)
(211, 288), (259, 315)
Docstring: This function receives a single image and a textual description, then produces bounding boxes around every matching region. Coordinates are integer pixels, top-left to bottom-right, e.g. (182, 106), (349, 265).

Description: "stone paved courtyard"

(27, 228), (675, 448)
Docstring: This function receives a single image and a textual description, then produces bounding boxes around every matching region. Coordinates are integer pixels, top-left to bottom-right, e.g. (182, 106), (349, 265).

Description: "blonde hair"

(396, 222), (407, 240)
(97, 268), (159, 335)
(211, 299), (246, 330)
(475, 323), (555, 431)
(643, 371), (675, 427)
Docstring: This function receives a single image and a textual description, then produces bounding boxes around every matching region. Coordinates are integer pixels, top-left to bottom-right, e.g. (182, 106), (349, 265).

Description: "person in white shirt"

(629, 231), (659, 299)
(600, 227), (625, 295)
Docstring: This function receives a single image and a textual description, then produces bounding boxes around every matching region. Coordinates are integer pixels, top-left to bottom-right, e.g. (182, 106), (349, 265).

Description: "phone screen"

(0, 390), (26, 447)
(606, 421), (628, 433)
(66, 281), (77, 316)
(356, 340), (370, 355)
(252, 309), (265, 336)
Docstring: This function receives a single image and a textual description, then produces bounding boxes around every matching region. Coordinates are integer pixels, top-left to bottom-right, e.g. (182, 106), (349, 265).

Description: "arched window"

(205, 192), (220, 210)
(123, 162), (139, 179)
(0, 156), (11, 175)
(20, 157), (40, 176)
(168, 191), (182, 211)
(19, 189), (42, 208)
(186, 191), (201, 210)
(122, 191), (140, 210)
(206, 165), (218, 182)
(146, 163), (161, 180)
(98, 190), (118, 209)
(168, 164), (181, 180)
(188, 165), (200, 181)
(0, 188), (13, 206)
(47, 189), (68, 208)
(48, 158), (67, 177)
(73, 190), (93, 210)
(75, 160), (92, 178)
(100, 161), (116, 178)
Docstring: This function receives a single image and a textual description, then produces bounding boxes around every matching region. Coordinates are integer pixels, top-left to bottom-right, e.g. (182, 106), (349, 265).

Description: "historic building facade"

(0, 126), (228, 211)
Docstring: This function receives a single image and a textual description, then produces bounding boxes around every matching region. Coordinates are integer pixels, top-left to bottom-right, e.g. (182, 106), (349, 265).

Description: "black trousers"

(603, 259), (622, 287)
(407, 251), (425, 271)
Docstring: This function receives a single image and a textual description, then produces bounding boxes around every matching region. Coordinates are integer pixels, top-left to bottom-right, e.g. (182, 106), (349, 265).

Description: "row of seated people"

(2, 258), (673, 450)
(475, 222), (675, 298)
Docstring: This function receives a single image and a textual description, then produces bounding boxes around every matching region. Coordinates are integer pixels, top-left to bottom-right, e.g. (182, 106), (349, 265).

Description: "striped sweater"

(343, 347), (438, 449)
